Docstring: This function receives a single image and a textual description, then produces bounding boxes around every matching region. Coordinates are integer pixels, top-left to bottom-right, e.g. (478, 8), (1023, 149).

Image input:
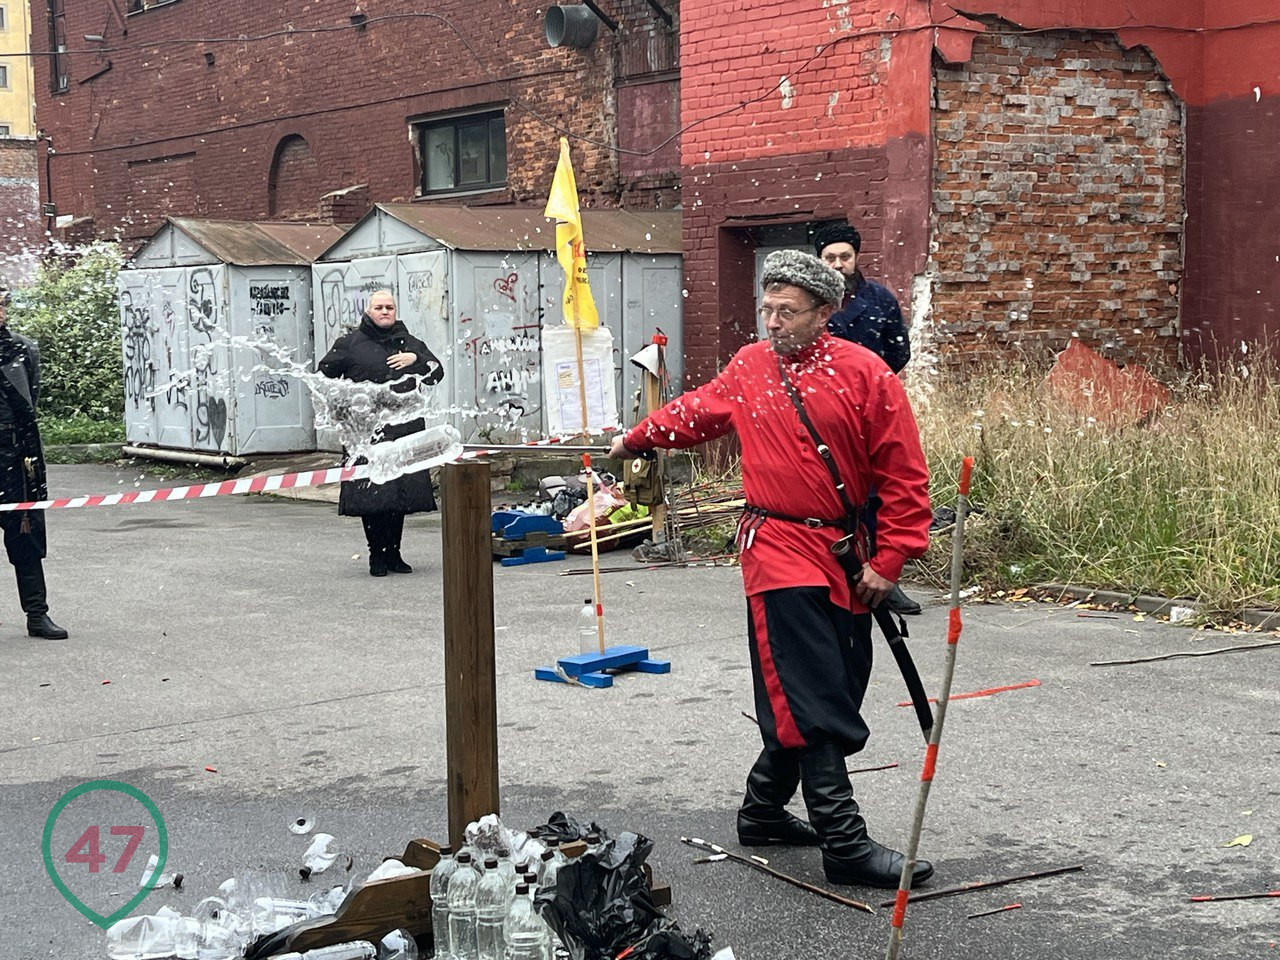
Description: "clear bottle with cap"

(502, 883), (549, 960)
(577, 599), (597, 654)
(496, 847), (517, 891)
(475, 856), (514, 960)
(446, 851), (482, 960)
(429, 844), (458, 959)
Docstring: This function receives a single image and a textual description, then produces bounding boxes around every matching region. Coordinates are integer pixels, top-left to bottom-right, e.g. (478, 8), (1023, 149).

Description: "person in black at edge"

(318, 290), (444, 577)
(815, 222), (923, 617)
(0, 289), (68, 639)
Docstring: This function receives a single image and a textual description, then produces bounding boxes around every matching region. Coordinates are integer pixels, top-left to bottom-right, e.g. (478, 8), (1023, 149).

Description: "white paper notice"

(555, 357), (608, 433)
(542, 324), (618, 435)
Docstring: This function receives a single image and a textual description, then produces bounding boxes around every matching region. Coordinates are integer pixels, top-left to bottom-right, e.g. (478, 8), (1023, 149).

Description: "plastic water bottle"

(539, 845), (566, 895)
(475, 857), (514, 960)
(502, 883), (549, 960)
(271, 943), (378, 960)
(447, 851), (481, 959)
(496, 848), (517, 891)
(578, 599), (597, 655)
(430, 845), (459, 959)
(378, 929), (420, 960)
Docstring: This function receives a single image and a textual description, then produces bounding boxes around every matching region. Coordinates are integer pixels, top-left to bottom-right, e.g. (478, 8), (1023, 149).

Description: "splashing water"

(152, 333), (462, 484)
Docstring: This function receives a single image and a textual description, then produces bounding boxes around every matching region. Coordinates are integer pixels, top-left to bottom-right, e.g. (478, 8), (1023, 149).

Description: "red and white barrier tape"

(0, 465), (364, 513)
(0, 431), (623, 513)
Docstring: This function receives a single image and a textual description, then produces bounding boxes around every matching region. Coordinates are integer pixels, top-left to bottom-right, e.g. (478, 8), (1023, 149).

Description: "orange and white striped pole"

(886, 456), (974, 960)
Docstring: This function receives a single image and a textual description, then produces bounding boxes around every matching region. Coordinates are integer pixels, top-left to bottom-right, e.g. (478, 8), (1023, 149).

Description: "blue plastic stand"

(491, 511), (564, 538)
(492, 510), (566, 566)
(500, 547), (566, 567)
(535, 644), (672, 689)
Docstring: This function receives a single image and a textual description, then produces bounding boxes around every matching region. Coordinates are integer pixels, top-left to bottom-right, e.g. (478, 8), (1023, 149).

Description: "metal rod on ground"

(680, 837), (874, 914)
(1190, 890), (1280, 903)
(886, 456), (974, 960)
(878, 864), (1084, 908)
(967, 903), (1021, 920)
(1090, 638), (1280, 666)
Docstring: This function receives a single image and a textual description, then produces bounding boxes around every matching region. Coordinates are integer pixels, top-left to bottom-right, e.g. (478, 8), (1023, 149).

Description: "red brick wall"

(0, 139), (44, 286)
(931, 27), (1185, 372)
(33, 0), (680, 242)
(678, 0), (934, 382)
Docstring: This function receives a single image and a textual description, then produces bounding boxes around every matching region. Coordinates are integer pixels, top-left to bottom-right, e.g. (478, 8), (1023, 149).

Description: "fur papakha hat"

(760, 250), (845, 308)
(813, 222), (862, 256)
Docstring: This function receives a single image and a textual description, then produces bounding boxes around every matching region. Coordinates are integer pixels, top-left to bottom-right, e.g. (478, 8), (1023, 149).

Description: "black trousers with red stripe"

(747, 586), (874, 755)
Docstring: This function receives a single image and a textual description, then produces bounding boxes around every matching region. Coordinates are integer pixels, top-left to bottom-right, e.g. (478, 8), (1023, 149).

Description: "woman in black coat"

(318, 290), (444, 577)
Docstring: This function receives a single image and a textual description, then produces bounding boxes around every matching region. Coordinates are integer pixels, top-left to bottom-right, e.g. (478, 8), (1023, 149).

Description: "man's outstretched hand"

(608, 435), (632, 460)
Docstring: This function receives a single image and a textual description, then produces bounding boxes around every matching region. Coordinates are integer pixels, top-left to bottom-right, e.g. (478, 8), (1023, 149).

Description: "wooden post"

(442, 461), (500, 850)
(642, 367), (668, 541)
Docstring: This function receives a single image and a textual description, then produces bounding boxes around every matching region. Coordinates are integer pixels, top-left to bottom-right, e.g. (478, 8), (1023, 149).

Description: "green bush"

(9, 244), (125, 422)
(37, 415), (126, 446)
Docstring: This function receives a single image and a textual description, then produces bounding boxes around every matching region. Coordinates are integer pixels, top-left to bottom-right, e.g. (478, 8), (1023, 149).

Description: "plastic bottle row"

(432, 838), (591, 960)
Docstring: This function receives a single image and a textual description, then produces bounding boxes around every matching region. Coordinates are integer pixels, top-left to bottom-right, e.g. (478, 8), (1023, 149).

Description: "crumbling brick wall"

(931, 27), (1185, 373)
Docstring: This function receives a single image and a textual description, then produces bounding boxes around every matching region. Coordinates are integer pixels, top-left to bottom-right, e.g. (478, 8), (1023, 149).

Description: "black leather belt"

(742, 503), (845, 529)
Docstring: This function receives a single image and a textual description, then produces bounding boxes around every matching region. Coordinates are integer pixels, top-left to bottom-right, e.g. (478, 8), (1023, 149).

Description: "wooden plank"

(284, 872), (433, 950)
(442, 462), (500, 850)
(400, 838), (442, 871)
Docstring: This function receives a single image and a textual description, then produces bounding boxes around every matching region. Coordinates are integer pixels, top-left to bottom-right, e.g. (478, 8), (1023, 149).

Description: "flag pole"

(547, 136), (607, 654)
(571, 265), (606, 654)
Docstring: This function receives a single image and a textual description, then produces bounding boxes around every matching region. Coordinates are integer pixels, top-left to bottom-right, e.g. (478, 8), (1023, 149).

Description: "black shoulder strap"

(776, 356), (860, 525)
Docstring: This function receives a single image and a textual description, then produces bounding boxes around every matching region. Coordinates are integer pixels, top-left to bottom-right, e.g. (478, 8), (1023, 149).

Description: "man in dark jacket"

(318, 290), (444, 577)
(0, 291), (68, 639)
(815, 222), (911, 373)
(815, 222), (922, 616)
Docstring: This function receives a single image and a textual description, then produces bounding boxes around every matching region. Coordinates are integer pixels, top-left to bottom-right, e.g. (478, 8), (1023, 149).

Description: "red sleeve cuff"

(869, 548), (908, 584)
(623, 427), (656, 453)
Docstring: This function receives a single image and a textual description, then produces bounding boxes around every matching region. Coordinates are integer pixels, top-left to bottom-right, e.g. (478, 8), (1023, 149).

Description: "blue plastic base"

(535, 645), (672, 689)
(499, 547), (566, 567)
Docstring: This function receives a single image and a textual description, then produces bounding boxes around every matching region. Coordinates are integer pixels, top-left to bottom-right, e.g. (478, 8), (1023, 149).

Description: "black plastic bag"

(529, 810), (609, 844)
(536, 832), (712, 960)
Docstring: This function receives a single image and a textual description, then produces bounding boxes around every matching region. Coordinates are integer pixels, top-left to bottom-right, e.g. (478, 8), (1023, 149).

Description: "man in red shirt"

(609, 251), (934, 888)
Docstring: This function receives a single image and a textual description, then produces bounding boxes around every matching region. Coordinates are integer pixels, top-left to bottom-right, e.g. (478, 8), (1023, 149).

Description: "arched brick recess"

(268, 135), (320, 219)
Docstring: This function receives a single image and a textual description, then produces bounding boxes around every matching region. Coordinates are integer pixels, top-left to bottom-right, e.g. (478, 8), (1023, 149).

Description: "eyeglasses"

(758, 305), (820, 323)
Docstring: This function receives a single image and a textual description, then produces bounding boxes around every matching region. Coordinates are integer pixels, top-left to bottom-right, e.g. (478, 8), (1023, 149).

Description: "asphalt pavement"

(1, 463), (1276, 959)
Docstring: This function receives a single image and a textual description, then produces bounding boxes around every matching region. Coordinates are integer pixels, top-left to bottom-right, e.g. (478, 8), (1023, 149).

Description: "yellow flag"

(543, 138), (600, 330)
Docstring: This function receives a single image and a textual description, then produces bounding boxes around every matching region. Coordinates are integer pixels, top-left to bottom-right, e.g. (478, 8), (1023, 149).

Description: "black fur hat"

(813, 222), (862, 256)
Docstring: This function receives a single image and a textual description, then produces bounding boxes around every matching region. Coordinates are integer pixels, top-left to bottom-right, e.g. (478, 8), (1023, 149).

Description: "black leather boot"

(368, 549), (389, 577)
(737, 748), (820, 847)
(384, 549), (413, 574)
(799, 741), (933, 888)
(15, 562), (68, 640)
(886, 584), (922, 616)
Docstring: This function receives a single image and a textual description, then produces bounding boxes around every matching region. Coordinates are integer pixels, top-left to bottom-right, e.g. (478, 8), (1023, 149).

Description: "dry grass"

(913, 354), (1280, 616)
